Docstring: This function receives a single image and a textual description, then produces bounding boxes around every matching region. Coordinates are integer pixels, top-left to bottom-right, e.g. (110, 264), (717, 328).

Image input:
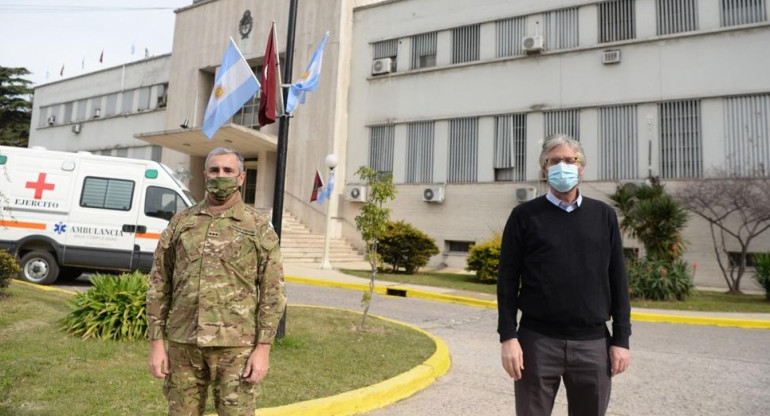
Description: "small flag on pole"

(310, 170), (324, 202)
(202, 38), (261, 139)
(285, 31), (329, 115)
(317, 170), (335, 204)
(81, 56), (85, 70)
(258, 23), (278, 127)
(99, 50), (104, 63)
(60, 65), (64, 76)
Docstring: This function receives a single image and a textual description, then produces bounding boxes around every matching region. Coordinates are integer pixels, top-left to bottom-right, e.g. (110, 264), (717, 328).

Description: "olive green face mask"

(206, 176), (239, 201)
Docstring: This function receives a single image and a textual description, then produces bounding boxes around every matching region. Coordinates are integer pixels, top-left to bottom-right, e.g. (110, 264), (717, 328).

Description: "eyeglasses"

(545, 157), (581, 166)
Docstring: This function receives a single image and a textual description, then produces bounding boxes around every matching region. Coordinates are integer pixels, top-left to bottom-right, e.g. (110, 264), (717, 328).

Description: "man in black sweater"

(497, 134), (631, 416)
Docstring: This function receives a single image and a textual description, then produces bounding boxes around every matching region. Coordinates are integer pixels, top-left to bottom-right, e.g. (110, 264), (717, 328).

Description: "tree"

(0, 66), (33, 147)
(610, 178), (688, 263)
(353, 166), (396, 327)
(675, 174), (770, 294)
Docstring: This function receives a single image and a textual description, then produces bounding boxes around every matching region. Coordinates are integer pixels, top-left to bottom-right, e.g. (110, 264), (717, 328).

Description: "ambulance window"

(146, 186), (187, 221)
(81, 177), (135, 211)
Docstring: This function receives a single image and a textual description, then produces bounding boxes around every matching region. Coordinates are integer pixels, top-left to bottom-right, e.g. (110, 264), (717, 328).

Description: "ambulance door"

(133, 184), (191, 272)
(62, 161), (144, 272)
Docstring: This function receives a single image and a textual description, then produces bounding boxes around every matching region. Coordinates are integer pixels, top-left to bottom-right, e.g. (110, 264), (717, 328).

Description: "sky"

(0, 1), (191, 88)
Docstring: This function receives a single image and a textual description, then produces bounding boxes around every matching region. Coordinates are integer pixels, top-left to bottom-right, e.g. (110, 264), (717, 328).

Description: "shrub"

(0, 249), (21, 295)
(61, 271), (148, 341)
(752, 252), (770, 301)
(379, 220), (439, 274)
(626, 258), (694, 301)
(466, 234), (501, 283)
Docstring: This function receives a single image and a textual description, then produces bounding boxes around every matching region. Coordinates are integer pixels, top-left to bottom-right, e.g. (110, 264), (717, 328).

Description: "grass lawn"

(340, 269), (497, 295)
(0, 284), (434, 416)
(340, 269), (770, 313)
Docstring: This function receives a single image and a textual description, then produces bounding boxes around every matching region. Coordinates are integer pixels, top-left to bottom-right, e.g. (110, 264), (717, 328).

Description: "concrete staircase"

(277, 211), (366, 265)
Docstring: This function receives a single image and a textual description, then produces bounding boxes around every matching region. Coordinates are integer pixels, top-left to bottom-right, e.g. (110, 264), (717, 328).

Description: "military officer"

(147, 147), (287, 416)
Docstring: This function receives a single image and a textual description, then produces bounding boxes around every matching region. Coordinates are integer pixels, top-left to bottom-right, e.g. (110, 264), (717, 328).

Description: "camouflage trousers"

(164, 341), (258, 416)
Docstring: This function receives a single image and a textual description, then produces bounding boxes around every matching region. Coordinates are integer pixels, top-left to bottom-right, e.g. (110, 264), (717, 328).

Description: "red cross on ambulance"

(26, 172), (56, 199)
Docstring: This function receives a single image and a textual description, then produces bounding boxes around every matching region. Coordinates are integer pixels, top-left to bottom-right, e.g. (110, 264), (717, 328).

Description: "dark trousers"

(514, 327), (611, 416)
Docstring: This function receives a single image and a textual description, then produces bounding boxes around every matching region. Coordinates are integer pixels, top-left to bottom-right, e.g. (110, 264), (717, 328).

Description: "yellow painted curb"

(287, 275), (770, 330)
(632, 311), (770, 329)
(11, 279), (77, 295)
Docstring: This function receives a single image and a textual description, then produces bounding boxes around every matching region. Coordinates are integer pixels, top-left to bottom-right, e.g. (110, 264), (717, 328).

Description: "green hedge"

(466, 234), (501, 283)
(379, 220), (439, 274)
(0, 249), (21, 295)
(61, 271), (148, 341)
(626, 258), (694, 301)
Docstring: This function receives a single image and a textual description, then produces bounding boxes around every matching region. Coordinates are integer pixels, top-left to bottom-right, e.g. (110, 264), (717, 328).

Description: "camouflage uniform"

(147, 197), (287, 416)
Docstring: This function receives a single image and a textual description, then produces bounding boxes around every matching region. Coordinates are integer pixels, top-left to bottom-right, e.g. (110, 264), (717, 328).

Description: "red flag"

(310, 170), (324, 202)
(60, 65), (64, 76)
(99, 50), (104, 63)
(258, 23), (278, 127)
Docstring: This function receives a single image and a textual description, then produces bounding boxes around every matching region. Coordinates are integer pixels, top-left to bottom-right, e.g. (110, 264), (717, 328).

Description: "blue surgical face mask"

(547, 162), (579, 193)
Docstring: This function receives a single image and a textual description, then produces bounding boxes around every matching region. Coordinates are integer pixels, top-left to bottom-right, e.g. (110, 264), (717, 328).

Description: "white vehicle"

(0, 145), (195, 284)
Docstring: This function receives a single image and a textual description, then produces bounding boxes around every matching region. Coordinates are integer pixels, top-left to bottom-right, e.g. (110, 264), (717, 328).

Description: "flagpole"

(271, 0), (298, 341)
(272, 21), (286, 117)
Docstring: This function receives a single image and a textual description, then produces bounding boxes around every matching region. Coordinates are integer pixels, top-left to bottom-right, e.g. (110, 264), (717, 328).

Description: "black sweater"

(497, 195), (631, 348)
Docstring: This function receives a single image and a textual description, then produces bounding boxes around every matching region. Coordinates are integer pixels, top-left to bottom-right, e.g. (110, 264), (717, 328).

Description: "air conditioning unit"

(422, 185), (445, 203)
(93, 108), (101, 118)
(371, 57), (393, 75)
(522, 35), (544, 53)
(515, 187), (537, 202)
(602, 49), (621, 64)
(71, 123), (81, 134)
(345, 185), (367, 202)
(47, 116), (56, 125)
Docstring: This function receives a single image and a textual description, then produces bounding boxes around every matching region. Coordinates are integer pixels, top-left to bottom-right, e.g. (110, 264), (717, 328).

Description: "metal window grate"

(545, 7), (579, 50)
(496, 16), (526, 57)
(411, 32), (438, 69)
(374, 39), (398, 72)
(659, 100), (702, 178)
(724, 94), (770, 177)
(494, 114), (527, 181)
(544, 109), (580, 140)
(452, 24), (480, 64)
(448, 118), (479, 182)
(599, 0), (636, 43)
(406, 121), (435, 183)
(656, 0), (699, 35)
(721, 0), (767, 26)
(599, 105), (638, 180)
(369, 125), (395, 174)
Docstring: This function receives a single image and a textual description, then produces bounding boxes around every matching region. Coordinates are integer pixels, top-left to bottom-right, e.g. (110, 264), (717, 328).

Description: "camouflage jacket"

(146, 198), (287, 347)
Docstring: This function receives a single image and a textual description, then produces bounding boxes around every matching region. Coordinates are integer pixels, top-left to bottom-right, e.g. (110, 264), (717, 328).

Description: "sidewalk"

(284, 262), (770, 329)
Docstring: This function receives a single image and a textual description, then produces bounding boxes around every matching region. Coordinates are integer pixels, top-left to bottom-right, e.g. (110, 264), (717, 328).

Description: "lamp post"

(320, 153), (338, 270)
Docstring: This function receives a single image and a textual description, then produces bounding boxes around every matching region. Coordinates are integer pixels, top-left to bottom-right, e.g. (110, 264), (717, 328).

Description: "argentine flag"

(285, 32), (329, 115)
(202, 39), (260, 139)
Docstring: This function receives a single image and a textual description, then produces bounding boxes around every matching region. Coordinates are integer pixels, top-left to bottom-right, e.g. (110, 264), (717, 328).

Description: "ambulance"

(0, 145), (196, 284)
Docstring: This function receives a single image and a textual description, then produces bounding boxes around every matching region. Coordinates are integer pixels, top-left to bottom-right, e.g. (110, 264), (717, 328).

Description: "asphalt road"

(287, 282), (770, 416)
(54, 277), (770, 415)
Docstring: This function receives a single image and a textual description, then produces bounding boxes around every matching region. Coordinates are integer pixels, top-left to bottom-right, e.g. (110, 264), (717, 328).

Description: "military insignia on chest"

(207, 230), (220, 238)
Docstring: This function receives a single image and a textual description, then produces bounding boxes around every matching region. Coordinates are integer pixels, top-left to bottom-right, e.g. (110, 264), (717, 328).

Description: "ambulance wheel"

(19, 251), (60, 285)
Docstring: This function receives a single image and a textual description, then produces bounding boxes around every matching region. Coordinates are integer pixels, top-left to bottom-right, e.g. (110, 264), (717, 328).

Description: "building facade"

(28, 0), (770, 289)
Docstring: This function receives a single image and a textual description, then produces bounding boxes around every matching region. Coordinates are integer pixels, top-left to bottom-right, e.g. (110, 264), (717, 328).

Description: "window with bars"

(121, 89), (134, 114)
(90, 97), (102, 118)
(724, 94), (770, 177)
(496, 17), (526, 57)
(659, 100), (702, 178)
(656, 0), (698, 35)
(599, 0), (636, 43)
(452, 24), (480, 64)
(545, 8), (579, 50)
(411, 32), (437, 69)
(599, 105), (638, 180)
(448, 118), (478, 182)
(494, 114), (527, 181)
(721, 0), (767, 26)
(105, 93), (118, 116)
(406, 121), (435, 183)
(75, 99), (87, 122)
(544, 109), (580, 140)
(157, 83), (168, 108)
(374, 39), (399, 72)
(369, 125), (395, 174)
(137, 87), (151, 111)
(63, 102), (73, 123)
